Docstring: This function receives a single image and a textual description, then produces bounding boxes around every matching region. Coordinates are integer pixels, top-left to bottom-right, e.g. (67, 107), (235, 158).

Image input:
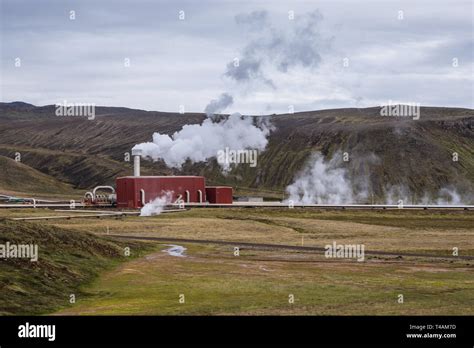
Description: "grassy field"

(0, 207), (472, 315)
(55, 244), (474, 315)
(0, 218), (151, 315)
(6, 208), (471, 256)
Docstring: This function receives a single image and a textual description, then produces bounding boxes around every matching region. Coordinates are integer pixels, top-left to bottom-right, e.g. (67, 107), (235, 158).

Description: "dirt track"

(109, 234), (474, 261)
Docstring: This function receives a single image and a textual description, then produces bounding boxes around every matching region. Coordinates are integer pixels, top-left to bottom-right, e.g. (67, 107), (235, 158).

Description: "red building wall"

(206, 186), (233, 204)
(116, 176), (206, 208)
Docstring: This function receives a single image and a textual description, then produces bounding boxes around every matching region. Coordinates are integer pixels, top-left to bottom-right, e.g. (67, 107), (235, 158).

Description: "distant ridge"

(0, 101), (473, 201)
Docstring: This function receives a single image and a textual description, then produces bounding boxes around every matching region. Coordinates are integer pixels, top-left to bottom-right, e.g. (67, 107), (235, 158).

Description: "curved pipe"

(92, 186), (115, 200)
(24, 198), (36, 208)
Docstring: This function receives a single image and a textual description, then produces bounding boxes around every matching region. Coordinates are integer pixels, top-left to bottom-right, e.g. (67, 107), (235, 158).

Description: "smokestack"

(132, 148), (142, 177)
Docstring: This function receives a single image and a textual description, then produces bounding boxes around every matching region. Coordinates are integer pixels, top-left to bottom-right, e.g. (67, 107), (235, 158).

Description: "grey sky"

(1, 0), (472, 114)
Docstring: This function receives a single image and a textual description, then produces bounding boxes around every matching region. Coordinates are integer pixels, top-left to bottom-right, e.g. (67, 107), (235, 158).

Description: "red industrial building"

(205, 186), (233, 204)
(116, 176), (206, 208)
(116, 176), (233, 208)
(115, 150), (233, 208)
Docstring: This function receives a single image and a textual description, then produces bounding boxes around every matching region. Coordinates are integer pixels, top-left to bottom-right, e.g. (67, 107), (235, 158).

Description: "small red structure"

(206, 186), (233, 204)
(116, 176), (206, 209)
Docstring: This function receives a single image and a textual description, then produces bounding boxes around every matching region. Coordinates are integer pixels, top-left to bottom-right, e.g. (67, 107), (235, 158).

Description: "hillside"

(0, 102), (473, 202)
(0, 155), (78, 196)
(0, 218), (149, 315)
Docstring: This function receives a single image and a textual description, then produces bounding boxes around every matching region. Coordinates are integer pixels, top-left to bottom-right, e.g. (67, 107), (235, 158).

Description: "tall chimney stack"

(132, 148), (142, 177)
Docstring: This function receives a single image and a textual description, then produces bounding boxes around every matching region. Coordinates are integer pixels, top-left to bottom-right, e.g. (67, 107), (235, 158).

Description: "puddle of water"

(162, 244), (187, 257)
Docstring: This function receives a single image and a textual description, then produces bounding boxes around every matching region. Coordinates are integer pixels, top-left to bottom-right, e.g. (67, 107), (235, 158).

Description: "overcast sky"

(1, 0), (472, 114)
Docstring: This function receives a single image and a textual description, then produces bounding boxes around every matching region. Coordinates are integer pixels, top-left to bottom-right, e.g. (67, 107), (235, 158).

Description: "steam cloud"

(133, 9), (329, 173)
(133, 113), (270, 170)
(385, 185), (468, 205)
(286, 152), (354, 204)
(204, 93), (234, 116)
(140, 191), (173, 216)
(225, 10), (329, 86)
(287, 152), (473, 205)
(134, 10), (321, 171)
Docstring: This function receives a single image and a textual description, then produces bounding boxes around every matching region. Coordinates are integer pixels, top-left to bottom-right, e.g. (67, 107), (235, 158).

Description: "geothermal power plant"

(89, 148), (234, 209)
(116, 176), (233, 208)
(79, 149), (473, 211)
(2, 149), (473, 211)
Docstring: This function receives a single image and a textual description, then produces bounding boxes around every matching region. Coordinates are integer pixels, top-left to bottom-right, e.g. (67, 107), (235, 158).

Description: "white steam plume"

(286, 152), (354, 204)
(434, 188), (464, 204)
(133, 113), (270, 171)
(287, 152), (473, 205)
(386, 185), (468, 205)
(140, 191), (173, 216)
(204, 93), (233, 117)
(225, 10), (330, 86)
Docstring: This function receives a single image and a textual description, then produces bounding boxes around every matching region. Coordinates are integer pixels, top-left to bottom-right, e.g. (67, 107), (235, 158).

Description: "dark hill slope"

(0, 103), (472, 200)
(0, 219), (149, 315)
(0, 155), (76, 195)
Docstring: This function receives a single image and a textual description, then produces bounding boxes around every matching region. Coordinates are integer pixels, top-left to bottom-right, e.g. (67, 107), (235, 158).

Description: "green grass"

(0, 155), (78, 196)
(56, 244), (474, 315)
(0, 218), (151, 315)
(11, 207), (472, 256)
(170, 208), (474, 230)
(0, 208), (472, 315)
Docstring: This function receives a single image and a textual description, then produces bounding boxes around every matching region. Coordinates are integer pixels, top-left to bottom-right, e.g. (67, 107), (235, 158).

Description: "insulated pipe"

(197, 190), (203, 203)
(132, 148), (142, 177)
(26, 198), (36, 208)
(92, 186), (116, 200)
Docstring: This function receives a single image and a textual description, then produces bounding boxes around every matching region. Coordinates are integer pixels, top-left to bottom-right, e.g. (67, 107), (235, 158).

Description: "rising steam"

(287, 152), (473, 205)
(133, 9), (329, 171)
(204, 93), (234, 117)
(140, 191), (173, 216)
(133, 113), (271, 170)
(286, 152), (354, 204)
